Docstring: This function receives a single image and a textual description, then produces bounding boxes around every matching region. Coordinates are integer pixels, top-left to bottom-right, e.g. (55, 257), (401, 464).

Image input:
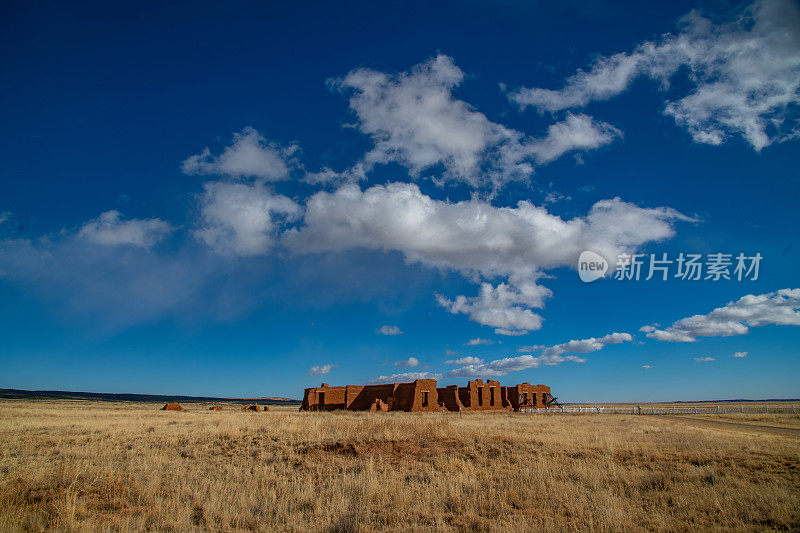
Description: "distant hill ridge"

(0, 388), (300, 404)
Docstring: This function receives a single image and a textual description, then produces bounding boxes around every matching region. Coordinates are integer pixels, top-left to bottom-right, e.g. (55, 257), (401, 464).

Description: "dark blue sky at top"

(0, 0), (798, 401)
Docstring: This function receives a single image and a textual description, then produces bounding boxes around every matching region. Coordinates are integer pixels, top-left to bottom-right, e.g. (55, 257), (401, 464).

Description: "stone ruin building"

(301, 379), (558, 412)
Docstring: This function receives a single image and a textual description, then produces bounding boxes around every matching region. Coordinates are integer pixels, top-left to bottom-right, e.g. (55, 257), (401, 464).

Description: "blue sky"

(1, 0), (798, 401)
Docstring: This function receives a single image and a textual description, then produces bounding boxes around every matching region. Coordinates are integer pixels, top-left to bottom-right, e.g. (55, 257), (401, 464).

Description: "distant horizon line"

(1, 388), (798, 405)
(0, 388), (301, 404)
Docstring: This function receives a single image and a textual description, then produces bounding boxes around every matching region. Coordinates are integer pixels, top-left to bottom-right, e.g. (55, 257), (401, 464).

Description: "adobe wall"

(302, 379), (441, 412)
(402, 379), (440, 412)
(302, 383), (348, 411)
(507, 382), (552, 410)
(302, 379), (554, 412)
(436, 385), (464, 412)
(457, 379), (511, 411)
(346, 383), (394, 410)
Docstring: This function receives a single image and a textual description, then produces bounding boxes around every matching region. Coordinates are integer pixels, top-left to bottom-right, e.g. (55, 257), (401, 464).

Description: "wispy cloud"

(694, 356), (715, 363)
(447, 331), (631, 377)
(378, 325), (403, 335)
(182, 127), (297, 181)
(307, 364), (338, 376)
(518, 332), (632, 356)
(464, 338), (495, 346)
(330, 55), (619, 191)
(507, 0), (800, 150)
(368, 371), (441, 384)
(444, 356), (484, 365)
(446, 353), (587, 378)
(393, 357), (419, 368)
(644, 289), (800, 342)
(78, 211), (174, 249)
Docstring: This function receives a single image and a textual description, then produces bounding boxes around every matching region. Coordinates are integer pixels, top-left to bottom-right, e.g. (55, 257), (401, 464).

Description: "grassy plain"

(1, 400), (799, 531)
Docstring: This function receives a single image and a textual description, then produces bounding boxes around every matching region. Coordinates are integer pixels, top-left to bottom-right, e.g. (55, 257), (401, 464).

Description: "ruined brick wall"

(302, 379), (441, 412)
(453, 380), (510, 411)
(402, 379), (440, 412)
(302, 380), (553, 412)
(302, 383), (348, 411)
(484, 379), (509, 410)
(507, 383), (552, 410)
(436, 385), (464, 412)
(346, 384), (394, 410)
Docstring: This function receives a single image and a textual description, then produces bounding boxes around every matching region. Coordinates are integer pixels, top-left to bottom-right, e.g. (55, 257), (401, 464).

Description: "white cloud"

(732, 351), (748, 358)
(195, 181), (301, 256)
(525, 113), (622, 164)
(368, 371), (441, 384)
(493, 328), (529, 336)
(446, 353), (587, 378)
(644, 288), (800, 342)
(694, 356), (715, 362)
(0, 211), (10, 225)
(284, 182), (690, 334)
(447, 331), (630, 377)
(393, 357), (419, 368)
(642, 364), (652, 369)
(445, 349), (458, 356)
(78, 211), (173, 248)
(286, 183), (690, 276)
(182, 127), (297, 180)
(437, 279), (550, 335)
(307, 364), (337, 376)
(445, 356), (484, 365)
(508, 0), (800, 150)
(303, 163), (368, 187)
(464, 338), (495, 346)
(378, 325), (403, 335)
(332, 55), (619, 190)
(539, 332), (633, 357)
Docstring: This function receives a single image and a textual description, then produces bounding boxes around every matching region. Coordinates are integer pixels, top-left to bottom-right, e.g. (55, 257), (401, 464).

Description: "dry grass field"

(1, 401), (799, 532)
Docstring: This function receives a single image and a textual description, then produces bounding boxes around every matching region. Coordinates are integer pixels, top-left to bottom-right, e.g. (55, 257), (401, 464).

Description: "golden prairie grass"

(1, 401), (799, 532)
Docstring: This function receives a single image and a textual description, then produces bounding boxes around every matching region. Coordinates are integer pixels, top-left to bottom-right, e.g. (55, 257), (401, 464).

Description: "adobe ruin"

(301, 379), (556, 412)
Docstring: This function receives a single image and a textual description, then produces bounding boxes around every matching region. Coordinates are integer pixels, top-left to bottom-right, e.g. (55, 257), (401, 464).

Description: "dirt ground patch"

(664, 415), (800, 437)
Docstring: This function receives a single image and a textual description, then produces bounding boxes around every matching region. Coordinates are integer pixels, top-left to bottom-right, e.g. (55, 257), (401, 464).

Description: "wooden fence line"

(524, 405), (797, 415)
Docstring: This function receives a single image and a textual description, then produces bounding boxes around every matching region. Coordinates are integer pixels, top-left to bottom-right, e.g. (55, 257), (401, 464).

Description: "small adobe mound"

(208, 406), (222, 411)
(161, 402), (184, 411)
(242, 404), (261, 412)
